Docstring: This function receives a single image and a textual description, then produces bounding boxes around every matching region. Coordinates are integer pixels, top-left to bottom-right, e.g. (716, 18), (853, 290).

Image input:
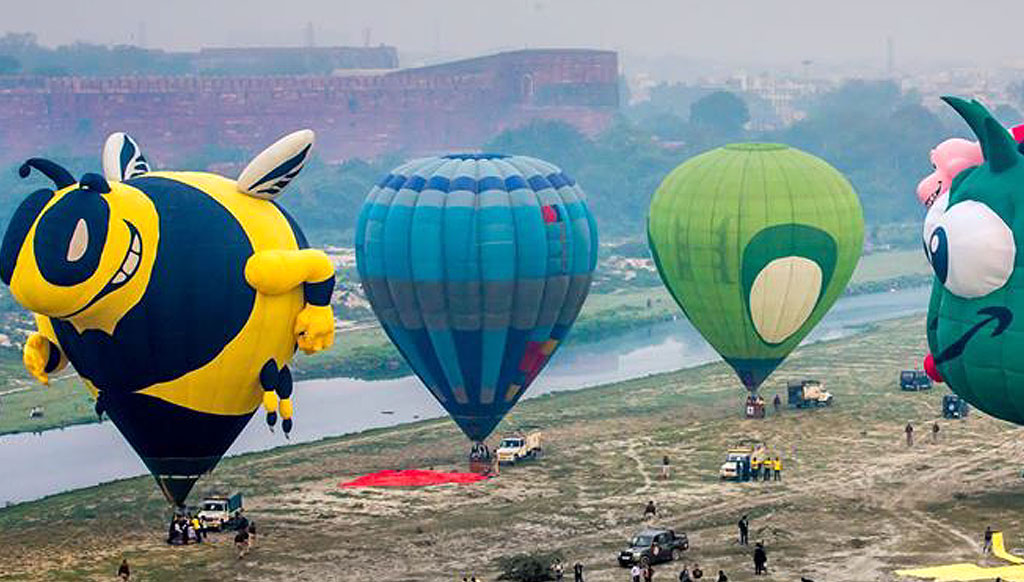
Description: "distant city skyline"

(5, 0), (1024, 73)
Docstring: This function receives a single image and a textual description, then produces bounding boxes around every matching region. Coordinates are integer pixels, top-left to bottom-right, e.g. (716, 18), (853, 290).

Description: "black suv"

(617, 528), (689, 566)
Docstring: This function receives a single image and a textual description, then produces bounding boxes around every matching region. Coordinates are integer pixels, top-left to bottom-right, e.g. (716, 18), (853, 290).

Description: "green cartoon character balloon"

(648, 143), (864, 400)
(921, 97), (1024, 425)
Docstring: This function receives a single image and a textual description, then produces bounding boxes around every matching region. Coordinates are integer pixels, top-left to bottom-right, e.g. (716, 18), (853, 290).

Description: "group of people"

(904, 422), (941, 447)
(550, 559), (585, 581)
(165, 510), (258, 560)
(751, 456), (783, 481)
(677, 563), (728, 582)
(166, 513), (205, 545)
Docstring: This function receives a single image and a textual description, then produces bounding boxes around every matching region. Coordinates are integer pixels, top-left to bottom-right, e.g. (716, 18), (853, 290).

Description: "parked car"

(617, 528), (689, 566)
(900, 370), (933, 391)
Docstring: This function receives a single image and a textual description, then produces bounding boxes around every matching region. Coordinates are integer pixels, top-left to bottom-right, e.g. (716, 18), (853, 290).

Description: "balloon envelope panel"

(356, 154), (597, 441)
(648, 144), (864, 390)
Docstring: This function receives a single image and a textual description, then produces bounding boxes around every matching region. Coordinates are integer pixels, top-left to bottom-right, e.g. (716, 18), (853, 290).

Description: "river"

(0, 286), (929, 506)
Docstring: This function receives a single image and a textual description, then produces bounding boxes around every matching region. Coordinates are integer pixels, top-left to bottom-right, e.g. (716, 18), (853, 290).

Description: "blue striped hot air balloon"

(355, 154), (598, 445)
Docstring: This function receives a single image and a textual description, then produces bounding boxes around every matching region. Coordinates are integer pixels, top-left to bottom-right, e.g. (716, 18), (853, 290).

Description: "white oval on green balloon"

(749, 256), (822, 344)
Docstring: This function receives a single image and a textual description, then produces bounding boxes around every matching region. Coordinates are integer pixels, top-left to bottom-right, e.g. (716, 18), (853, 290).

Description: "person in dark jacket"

(644, 500), (657, 521)
(717, 570), (728, 582)
(573, 561), (584, 582)
(738, 515), (749, 545)
(117, 559), (130, 581)
(754, 542), (768, 575)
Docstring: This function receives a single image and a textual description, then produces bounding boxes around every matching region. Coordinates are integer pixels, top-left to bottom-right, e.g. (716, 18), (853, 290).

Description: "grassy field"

(852, 249), (932, 284)
(3, 314), (1023, 582)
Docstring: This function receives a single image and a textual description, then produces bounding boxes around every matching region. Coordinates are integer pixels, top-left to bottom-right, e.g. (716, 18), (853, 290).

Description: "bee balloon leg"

(246, 248), (336, 437)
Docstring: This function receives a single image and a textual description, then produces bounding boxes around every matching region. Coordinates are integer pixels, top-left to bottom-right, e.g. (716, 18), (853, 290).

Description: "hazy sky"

(6, 0), (1024, 68)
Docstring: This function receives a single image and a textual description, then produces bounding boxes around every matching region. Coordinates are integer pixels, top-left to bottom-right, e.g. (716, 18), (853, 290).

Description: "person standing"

(552, 559), (564, 581)
(631, 563), (642, 582)
(738, 515), (749, 545)
(751, 456), (761, 481)
(984, 526), (994, 554)
(932, 422), (940, 444)
(678, 566), (691, 582)
(643, 562), (654, 582)
(644, 500), (657, 522)
(234, 527), (250, 559)
(661, 455), (671, 480)
(716, 570), (728, 582)
(753, 542), (768, 575)
(191, 515), (204, 543)
(774, 456), (782, 481)
(773, 394), (781, 414)
(692, 564), (703, 580)
(573, 561), (584, 582)
(906, 422), (914, 447)
(117, 559), (130, 581)
(762, 458), (772, 482)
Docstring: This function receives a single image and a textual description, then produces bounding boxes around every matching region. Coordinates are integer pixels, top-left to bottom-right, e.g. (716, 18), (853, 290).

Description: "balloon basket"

(468, 459), (492, 475)
(745, 394), (766, 419)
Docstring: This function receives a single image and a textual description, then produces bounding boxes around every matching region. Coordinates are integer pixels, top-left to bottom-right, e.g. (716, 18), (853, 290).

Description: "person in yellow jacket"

(773, 457), (782, 481)
(750, 457), (761, 481)
(191, 516), (204, 543)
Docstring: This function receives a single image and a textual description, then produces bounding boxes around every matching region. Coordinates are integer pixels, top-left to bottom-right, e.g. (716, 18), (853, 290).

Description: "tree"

(485, 120), (593, 171)
(689, 91), (750, 136)
(0, 55), (20, 75)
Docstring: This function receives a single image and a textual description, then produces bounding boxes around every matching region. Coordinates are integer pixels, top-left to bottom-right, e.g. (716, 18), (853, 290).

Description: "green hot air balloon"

(648, 143), (864, 404)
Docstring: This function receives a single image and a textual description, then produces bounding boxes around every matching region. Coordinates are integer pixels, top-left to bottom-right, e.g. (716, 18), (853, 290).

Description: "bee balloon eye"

(928, 200), (1015, 298)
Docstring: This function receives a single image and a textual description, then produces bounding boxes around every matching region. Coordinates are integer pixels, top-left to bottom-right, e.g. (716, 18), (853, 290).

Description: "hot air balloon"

(355, 154), (597, 458)
(0, 131), (337, 508)
(921, 97), (1024, 425)
(647, 143), (864, 415)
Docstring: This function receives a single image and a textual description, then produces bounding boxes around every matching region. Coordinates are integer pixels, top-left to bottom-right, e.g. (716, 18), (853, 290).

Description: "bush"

(495, 551), (564, 582)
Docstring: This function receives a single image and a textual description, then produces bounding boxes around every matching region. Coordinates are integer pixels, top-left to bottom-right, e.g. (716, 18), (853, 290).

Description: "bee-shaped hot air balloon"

(0, 131), (336, 507)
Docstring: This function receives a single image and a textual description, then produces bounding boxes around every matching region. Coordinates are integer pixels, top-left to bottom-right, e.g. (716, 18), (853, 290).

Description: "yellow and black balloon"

(0, 131), (336, 507)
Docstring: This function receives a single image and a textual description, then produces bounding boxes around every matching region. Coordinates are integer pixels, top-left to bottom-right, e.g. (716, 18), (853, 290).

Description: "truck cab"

(942, 394), (969, 419)
(900, 370), (933, 391)
(618, 528), (689, 566)
(720, 441), (766, 481)
(496, 431), (542, 464)
(788, 380), (833, 408)
(720, 450), (751, 480)
(196, 493), (243, 531)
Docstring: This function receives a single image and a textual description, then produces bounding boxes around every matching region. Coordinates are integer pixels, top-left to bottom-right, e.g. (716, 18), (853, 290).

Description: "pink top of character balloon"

(915, 138), (982, 207)
(916, 125), (1024, 208)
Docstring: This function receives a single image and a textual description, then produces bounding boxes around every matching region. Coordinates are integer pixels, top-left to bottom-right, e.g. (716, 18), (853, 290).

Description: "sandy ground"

(3, 316), (1024, 582)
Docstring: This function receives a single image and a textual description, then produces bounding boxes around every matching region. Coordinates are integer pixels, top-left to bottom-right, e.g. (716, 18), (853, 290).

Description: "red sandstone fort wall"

(0, 49), (618, 164)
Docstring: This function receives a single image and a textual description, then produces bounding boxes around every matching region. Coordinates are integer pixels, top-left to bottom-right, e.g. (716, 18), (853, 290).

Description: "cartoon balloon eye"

(66, 219), (88, 262)
(922, 192), (949, 265)
(931, 200), (1015, 298)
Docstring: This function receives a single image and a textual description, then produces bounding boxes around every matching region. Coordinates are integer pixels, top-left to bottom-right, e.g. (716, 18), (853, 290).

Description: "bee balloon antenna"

(18, 158), (75, 190)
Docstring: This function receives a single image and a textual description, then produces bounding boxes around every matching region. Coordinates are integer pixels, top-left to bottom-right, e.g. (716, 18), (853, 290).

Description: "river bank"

(0, 286), (930, 505)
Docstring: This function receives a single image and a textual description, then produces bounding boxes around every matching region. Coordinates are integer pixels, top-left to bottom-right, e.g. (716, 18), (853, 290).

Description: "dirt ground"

(2, 315), (1024, 582)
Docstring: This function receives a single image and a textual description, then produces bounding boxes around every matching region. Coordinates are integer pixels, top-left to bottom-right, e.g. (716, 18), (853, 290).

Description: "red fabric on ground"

(340, 469), (490, 488)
